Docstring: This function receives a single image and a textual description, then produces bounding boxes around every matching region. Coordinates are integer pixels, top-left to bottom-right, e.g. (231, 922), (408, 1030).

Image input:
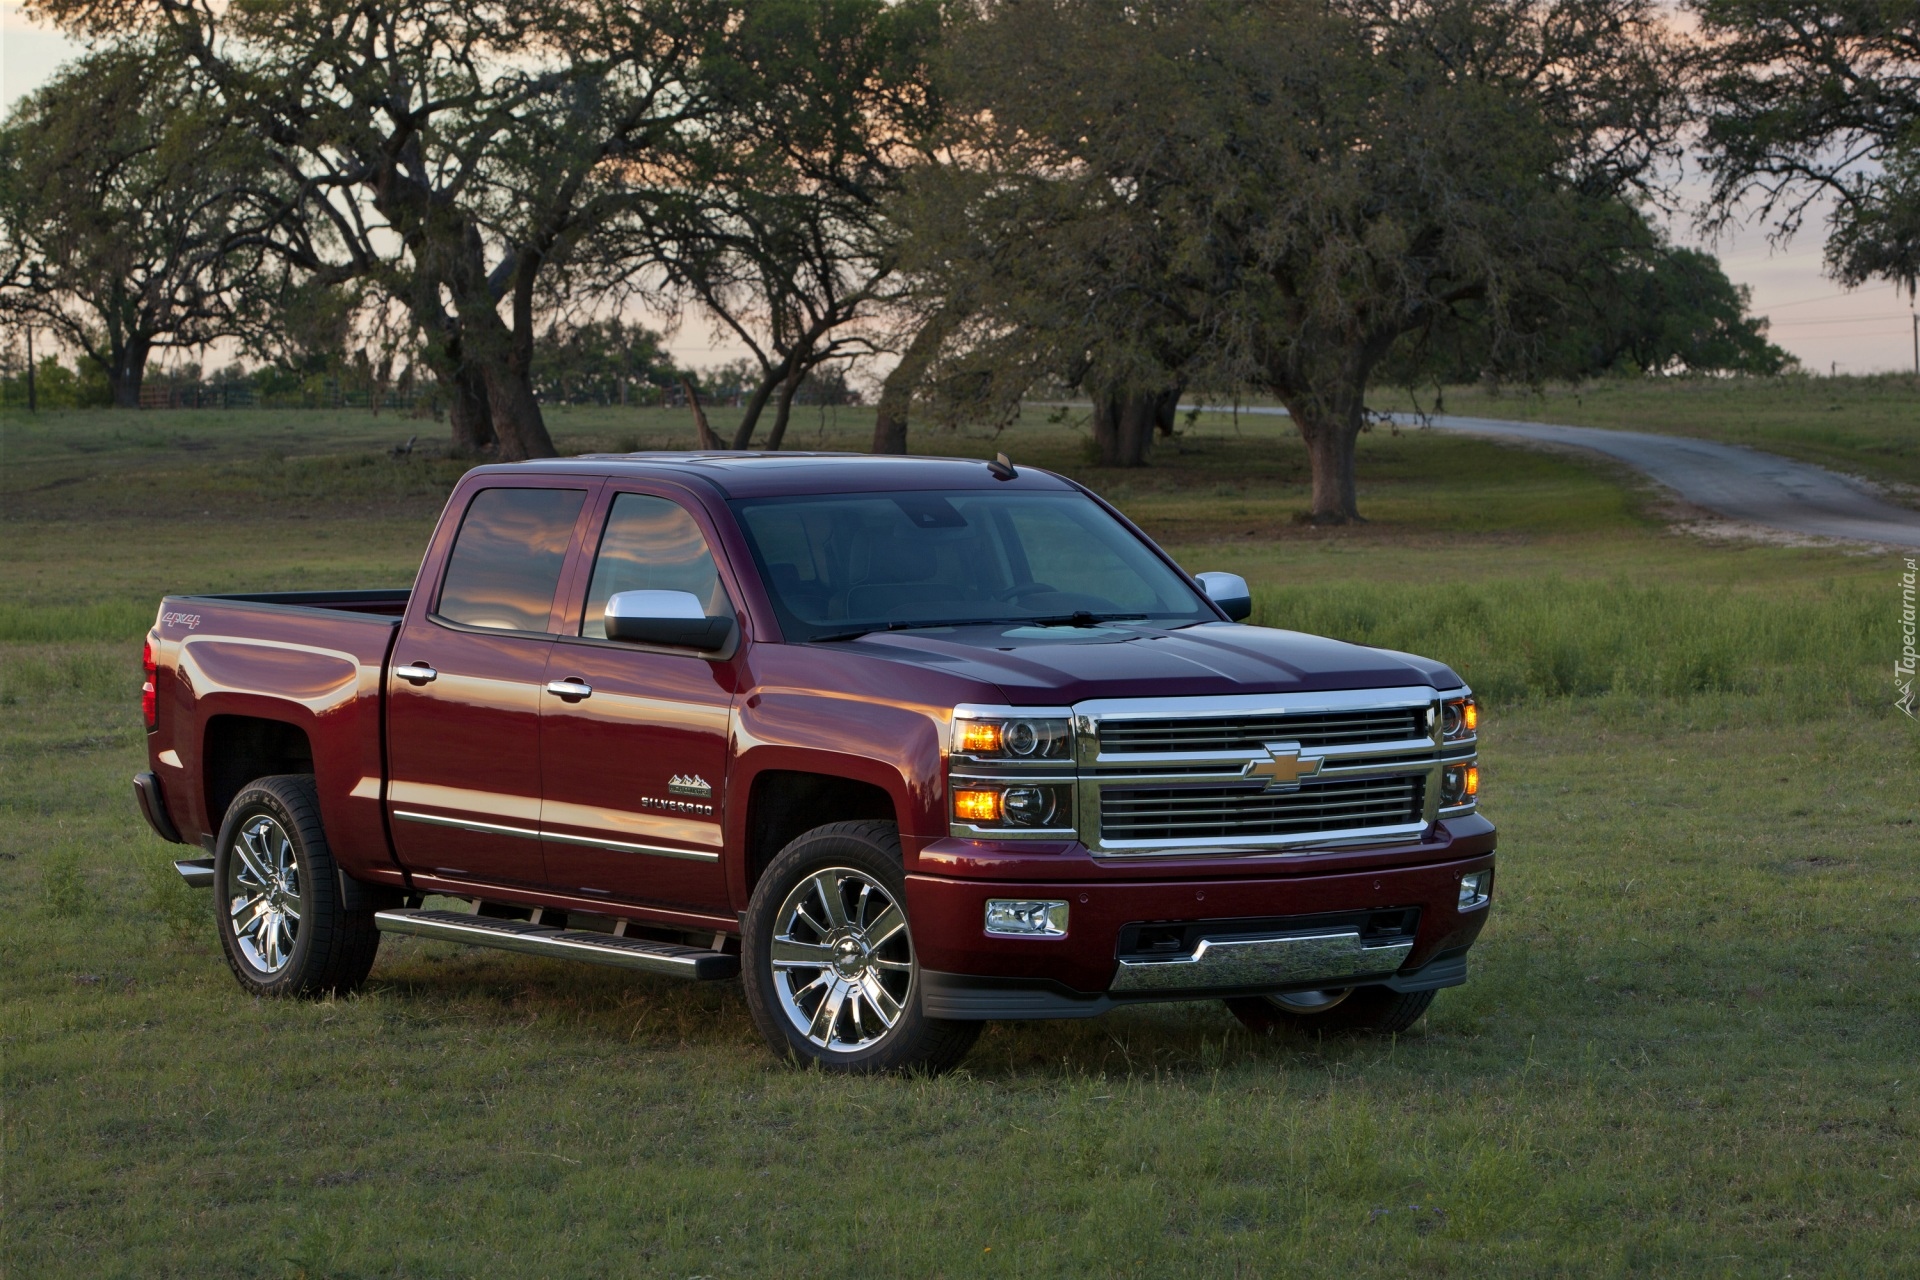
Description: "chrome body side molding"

(391, 809), (719, 862)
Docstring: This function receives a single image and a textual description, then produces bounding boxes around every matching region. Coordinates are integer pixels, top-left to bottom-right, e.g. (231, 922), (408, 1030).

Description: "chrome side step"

(173, 858), (216, 888)
(373, 908), (738, 981)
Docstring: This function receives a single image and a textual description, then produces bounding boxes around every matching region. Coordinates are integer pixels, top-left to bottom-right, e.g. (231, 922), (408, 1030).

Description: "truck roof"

(492, 452), (1077, 499)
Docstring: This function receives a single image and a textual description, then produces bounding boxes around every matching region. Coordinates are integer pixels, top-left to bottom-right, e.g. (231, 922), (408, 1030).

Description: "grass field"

(3, 400), (1917, 1276)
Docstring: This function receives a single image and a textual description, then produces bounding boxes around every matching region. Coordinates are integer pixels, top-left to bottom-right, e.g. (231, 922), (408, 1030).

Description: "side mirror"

(1194, 571), (1252, 622)
(604, 590), (734, 650)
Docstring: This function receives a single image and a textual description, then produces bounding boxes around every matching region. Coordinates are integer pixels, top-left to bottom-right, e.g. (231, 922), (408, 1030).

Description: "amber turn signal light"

(957, 722), (1003, 754)
(953, 788), (1002, 822)
(1464, 765), (1479, 797)
(1463, 701), (1479, 733)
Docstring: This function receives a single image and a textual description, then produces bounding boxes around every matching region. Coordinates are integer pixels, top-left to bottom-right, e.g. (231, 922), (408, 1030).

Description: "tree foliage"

(905, 0), (1687, 515)
(595, 0), (941, 449)
(0, 43), (277, 407)
(1690, 0), (1920, 294)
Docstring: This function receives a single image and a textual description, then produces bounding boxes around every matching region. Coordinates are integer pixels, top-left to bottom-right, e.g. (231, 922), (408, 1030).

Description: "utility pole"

(1912, 311), (1917, 377)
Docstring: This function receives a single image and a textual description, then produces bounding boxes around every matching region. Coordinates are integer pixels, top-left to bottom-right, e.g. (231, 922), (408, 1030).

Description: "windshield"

(730, 490), (1214, 642)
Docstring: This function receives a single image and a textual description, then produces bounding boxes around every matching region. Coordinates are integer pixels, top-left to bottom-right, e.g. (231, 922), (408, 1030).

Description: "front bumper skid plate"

(1107, 928), (1413, 993)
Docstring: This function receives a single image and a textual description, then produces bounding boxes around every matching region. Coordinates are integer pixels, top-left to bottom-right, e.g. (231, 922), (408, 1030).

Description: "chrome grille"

(1097, 708), (1427, 754)
(1099, 775), (1425, 842)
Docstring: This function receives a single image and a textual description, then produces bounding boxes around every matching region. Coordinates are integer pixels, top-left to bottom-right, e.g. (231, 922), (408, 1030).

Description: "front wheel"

(1226, 986), (1435, 1036)
(742, 821), (980, 1074)
(213, 774), (380, 997)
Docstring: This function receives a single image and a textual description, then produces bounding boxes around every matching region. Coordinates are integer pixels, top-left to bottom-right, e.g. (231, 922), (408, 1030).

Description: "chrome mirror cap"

(1194, 571), (1252, 622)
(604, 590), (732, 649)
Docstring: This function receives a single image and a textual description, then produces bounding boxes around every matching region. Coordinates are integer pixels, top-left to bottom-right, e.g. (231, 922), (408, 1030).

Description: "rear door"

(537, 486), (740, 914)
(386, 479), (596, 888)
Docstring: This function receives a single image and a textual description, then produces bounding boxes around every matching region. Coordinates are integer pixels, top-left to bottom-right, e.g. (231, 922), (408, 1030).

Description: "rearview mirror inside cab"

(604, 590), (734, 650)
(1194, 572), (1252, 622)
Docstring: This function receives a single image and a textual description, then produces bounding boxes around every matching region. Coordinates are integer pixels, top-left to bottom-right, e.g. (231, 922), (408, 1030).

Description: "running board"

(174, 857), (216, 888)
(373, 908), (738, 980)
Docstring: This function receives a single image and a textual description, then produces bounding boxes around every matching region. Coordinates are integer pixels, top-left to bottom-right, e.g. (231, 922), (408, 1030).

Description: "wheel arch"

(740, 769), (898, 901)
(202, 714), (314, 835)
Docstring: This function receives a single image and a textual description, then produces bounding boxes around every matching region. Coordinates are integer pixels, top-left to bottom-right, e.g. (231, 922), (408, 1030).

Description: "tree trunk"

(682, 377), (723, 448)
(730, 359), (790, 450)
(479, 359), (557, 461)
(764, 363), (806, 450)
(1153, 382), (1185, 437)
(108, 336), (151, 409)
(1089, 385), (1162, 467)
(871, 305), (961, 454)
(1283, 389), (1365, 523)
(445, 365), (495, 455)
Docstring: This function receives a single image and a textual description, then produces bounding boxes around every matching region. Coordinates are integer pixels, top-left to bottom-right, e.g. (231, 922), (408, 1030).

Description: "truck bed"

(146, 588), (410, 876)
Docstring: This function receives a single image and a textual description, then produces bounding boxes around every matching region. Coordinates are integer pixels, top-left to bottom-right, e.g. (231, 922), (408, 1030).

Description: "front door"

(386, 481), (592, 887)
(538, 489), (738, 914)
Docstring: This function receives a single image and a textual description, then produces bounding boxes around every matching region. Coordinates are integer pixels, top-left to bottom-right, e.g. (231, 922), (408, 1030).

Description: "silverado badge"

(1244, 742), (1321, 791)
(668, 774), (713, 798)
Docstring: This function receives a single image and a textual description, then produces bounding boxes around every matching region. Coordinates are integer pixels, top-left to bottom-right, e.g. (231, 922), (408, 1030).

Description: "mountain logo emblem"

(668, 774), (712, 798)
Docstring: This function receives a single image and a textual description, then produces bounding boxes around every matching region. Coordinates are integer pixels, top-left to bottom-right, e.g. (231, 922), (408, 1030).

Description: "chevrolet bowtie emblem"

(1243, 742), (1321, 791)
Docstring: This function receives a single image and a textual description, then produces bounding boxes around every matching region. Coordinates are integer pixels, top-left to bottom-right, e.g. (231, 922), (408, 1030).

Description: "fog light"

(953, 788), (1002, 822)
(1458, 870), (1491, 911)
(985, 899), (1069, 937)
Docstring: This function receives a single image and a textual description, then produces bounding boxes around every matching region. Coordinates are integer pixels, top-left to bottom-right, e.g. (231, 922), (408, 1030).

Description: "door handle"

(396, 663), (438, 685)
(545, 678), (593, 701)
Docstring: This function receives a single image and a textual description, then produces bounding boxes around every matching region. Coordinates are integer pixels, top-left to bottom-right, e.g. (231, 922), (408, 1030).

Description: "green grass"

(1375, 373), (1920, 493)
(4, 403), (1918, 1275)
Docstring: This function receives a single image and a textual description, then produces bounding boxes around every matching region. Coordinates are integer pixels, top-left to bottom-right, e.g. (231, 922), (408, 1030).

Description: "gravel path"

(1408, 413), (1920, 549)
(1158, 403), (1920, 548)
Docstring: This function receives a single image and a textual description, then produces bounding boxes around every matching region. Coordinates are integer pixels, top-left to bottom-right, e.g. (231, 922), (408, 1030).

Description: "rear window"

(435, 487), (586, 632)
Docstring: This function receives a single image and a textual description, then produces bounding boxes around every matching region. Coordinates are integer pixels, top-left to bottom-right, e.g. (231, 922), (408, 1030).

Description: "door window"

(435, 487), (587, 632)
(581, 493), (734, 639)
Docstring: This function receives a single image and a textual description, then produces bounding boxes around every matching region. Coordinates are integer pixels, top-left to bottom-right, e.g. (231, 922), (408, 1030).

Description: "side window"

(581, 493), (734, 639)
(435, 487), (587, 632)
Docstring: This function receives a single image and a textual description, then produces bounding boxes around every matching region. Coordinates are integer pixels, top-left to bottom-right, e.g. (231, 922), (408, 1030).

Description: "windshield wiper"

(808, 612), (1148, 642)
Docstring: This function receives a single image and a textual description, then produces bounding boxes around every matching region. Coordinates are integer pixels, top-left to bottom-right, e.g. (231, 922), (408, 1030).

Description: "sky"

(5, 4), (1916, 376)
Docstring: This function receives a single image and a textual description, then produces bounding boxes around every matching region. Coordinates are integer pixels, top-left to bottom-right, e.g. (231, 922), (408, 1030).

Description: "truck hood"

(831, 621), (1462, 704)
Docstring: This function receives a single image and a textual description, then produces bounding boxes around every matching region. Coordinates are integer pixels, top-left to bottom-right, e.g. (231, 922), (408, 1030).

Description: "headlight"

(1441, 761), (1480, 808)
(951, 783), (1074, 829)
(950, 706), (1076, 838)
(1440, 695), (1478, 741)
(954, 714), (1072, 760)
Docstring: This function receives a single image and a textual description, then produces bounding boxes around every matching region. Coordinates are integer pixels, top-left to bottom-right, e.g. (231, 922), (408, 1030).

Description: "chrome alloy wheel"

(226, 814), (302, 975)
(770, 867), (914, 1054)
(1267, 988), (1351, 1014)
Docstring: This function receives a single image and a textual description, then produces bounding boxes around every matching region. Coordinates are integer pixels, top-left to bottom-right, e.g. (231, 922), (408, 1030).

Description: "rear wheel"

(1226, 986), (1435, 1036)
(742, 820), (980, 1074)
(213, 774), (380, 997)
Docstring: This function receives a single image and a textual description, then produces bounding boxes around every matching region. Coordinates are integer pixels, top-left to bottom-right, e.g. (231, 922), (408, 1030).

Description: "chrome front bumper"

(1107, 927), (1415, 994)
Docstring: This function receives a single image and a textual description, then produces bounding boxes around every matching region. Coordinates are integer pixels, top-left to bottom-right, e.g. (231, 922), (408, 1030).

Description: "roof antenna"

(987, 452), (1017, 480)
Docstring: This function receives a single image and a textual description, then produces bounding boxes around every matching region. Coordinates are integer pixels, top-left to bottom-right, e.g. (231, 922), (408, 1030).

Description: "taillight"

(142, 639), (157, 730)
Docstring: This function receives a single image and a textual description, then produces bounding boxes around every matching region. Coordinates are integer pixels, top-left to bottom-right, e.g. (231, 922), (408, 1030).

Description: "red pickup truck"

(135, 453), (1492, 1072)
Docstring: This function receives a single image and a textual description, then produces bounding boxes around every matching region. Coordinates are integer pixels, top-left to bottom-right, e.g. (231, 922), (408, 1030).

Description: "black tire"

(1226, 986), (1436, 1037)
(742, 820), (980, 1075)
(213, 774), (380, 997)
